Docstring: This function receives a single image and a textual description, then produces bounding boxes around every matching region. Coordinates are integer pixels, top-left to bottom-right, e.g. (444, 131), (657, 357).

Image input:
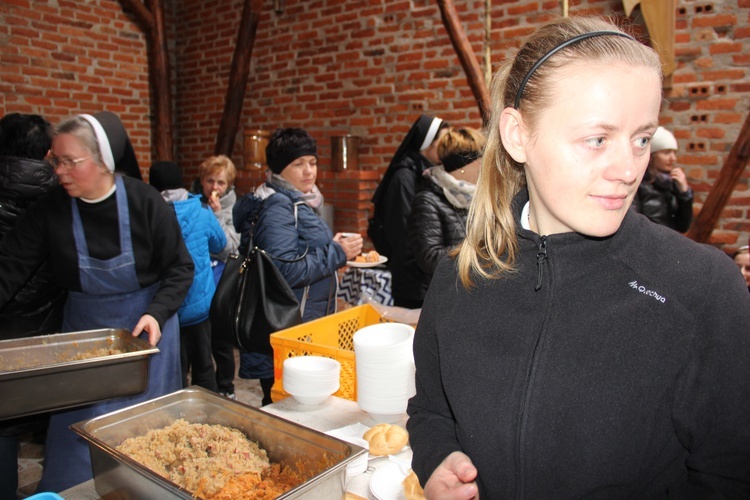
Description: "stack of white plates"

(282, 356), (340, 405)
(353, 323), (416, 422)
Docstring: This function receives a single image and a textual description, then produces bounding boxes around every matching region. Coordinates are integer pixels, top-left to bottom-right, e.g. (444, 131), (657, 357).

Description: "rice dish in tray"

(117, 419), (273, 498)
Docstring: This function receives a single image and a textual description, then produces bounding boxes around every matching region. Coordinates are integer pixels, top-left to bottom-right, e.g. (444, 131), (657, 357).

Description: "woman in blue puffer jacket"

(233, 128), (363, 405)
(150, 161), (226, 392)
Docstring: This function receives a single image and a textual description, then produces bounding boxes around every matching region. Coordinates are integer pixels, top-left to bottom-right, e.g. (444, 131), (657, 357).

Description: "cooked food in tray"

(116, 418), (320, 499)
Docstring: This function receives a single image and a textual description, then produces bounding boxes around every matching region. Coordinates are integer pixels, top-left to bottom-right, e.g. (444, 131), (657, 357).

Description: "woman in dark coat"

(0, 113), (66, 339)
(631, 126), (693, 232)
(368, 115), (450, 308)
(233, 128), (362, 405)
(0, 112), (67, 499)
(408, 127), (485, 281)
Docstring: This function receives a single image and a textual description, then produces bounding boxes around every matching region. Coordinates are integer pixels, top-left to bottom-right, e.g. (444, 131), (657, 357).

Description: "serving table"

(60, 395), (409, 499)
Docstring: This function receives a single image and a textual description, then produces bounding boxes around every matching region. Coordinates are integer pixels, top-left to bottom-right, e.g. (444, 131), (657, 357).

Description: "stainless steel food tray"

(71, 387), (367, 499)
(0, 328), (158, 421)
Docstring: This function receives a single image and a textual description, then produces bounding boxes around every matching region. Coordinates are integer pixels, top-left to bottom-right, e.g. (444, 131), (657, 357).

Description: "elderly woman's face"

(280, 155), (317, 193)
(49, 133), (111, 199)
(517, 61), (661, 237)
(201, 168), (229, 199)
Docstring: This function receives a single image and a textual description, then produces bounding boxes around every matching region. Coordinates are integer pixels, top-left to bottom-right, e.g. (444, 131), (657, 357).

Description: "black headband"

(442, 151), (481, 172)
(513, 30), (636, 109)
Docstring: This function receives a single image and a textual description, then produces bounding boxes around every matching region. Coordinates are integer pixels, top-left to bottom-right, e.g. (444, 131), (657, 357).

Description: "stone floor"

(16, 349), (263, 499)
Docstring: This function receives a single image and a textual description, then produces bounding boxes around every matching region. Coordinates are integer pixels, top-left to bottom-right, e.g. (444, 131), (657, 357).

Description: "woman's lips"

(592, 195), (627, 210)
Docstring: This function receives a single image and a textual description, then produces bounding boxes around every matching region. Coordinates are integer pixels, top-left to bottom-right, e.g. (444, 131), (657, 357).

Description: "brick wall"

(0, 0), (152, 179)
(2, 0), (749, 249)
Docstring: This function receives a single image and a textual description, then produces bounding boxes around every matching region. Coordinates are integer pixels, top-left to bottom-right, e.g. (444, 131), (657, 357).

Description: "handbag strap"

(246, 199), (309, 263)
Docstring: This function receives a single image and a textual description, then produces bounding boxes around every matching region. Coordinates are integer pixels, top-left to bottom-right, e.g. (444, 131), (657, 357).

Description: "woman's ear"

(499, 108), (527, 164)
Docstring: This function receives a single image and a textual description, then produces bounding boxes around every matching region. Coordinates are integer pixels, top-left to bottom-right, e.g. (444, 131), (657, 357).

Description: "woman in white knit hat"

(631, 126), (693, 232)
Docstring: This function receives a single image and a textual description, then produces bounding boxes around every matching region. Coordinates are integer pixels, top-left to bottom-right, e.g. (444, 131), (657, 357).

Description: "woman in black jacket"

(407, 127), (485, 281)
(407, 17), (750, 499)
(631, 126), (693, 232)
(0, 113), (67, 500)
(368, 115), (450, 308)
(0, 113), (66, 339)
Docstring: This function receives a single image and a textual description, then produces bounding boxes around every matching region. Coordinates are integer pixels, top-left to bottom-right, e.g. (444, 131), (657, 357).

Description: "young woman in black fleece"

(406, 16), (750, 499)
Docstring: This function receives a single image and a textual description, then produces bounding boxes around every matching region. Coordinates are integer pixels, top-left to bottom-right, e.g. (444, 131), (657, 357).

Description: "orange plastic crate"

(270, 304), (394, 402)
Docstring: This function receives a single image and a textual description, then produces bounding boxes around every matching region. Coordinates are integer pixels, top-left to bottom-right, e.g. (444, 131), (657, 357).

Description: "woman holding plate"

(233, 127), (362, 405)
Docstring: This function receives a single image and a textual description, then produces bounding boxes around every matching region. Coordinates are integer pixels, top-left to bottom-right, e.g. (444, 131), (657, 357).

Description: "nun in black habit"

(368, 114), (449, 308)
(0, 111), (193, 491)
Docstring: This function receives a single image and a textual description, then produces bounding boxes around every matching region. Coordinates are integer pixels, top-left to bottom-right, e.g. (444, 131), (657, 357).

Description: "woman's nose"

(604, 146), (642, 184)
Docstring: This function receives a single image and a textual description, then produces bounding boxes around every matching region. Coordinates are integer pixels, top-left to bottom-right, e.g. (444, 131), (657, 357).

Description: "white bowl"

(283, 356), (341, 376)
(365, 411), (405, 423)
(290, 392), (332, 405)
(353, 323), (414, 352)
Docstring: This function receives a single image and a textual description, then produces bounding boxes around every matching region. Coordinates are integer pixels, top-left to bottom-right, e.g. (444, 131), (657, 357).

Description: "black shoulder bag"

(210, 208), (308, 355)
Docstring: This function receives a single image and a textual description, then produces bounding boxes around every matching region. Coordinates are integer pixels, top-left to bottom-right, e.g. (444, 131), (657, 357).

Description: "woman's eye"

(635, 137), (650, 148)
(585, 137), (606, 148)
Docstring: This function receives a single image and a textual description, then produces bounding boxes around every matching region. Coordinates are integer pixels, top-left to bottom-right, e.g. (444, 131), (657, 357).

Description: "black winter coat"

(631, 174), (693, 232)
(0, 156), (66, 339)
(407, 177), (468, 279)
(382, 155), (430, 307)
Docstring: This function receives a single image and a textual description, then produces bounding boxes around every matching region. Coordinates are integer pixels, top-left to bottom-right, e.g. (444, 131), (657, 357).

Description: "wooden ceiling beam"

(214, 0), (263, 157)
(687, 110), (750, 243)
(436, 0), (491, 126)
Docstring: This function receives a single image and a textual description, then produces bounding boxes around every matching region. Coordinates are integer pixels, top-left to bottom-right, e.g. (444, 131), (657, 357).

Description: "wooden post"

(436, 0), (492, 125)
(118, 0), (174, 161)
(214, 0), (263, 157)
(148, 0), (173, 160)
(687, 110), (750, 243)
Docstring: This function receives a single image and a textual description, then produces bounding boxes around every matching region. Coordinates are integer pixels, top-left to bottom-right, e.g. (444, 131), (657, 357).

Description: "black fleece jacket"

(407, 190), (750, 498)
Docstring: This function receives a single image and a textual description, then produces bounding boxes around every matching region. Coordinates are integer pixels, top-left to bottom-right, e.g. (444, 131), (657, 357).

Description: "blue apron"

(36, 176), (181, 492)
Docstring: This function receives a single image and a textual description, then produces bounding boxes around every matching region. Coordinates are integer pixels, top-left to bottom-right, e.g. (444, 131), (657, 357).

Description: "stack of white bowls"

(353, 323), (416, 422)
(282, 356), (340, 405)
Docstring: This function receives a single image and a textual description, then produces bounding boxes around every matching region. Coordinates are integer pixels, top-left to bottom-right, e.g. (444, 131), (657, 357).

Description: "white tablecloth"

(60, 396), (409, 499)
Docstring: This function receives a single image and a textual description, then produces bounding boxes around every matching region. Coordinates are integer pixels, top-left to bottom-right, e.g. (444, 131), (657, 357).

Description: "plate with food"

(370, 461), (425, 500)
(347, 250), (388, 268)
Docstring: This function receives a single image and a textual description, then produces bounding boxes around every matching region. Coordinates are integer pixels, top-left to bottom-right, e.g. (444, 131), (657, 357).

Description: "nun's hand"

(133, 314), (162, 346)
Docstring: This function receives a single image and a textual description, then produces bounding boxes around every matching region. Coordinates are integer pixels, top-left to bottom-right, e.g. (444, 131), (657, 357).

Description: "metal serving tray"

(0, 328), (158, 421)
(71, 387), (367, 499)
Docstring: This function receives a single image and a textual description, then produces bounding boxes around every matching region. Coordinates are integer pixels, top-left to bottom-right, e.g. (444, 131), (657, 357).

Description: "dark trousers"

(0, 415), (48, 500)
(0, 434), (17, 500)
(211, 335), (236, 394)
(180, 318), (218, 392)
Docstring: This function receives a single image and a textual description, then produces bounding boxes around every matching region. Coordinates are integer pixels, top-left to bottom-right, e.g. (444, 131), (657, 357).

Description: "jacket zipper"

(517, 236), (550, 498)
(535, 236), (547, 291)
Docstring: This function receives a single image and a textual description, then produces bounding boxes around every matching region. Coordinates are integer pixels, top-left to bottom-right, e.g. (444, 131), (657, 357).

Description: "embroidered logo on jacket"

(629, 281), (666, 303)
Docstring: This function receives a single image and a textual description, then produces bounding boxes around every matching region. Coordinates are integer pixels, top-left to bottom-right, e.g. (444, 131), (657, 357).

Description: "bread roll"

(362, 423), (409, 456)
(403, 470), (426, 500)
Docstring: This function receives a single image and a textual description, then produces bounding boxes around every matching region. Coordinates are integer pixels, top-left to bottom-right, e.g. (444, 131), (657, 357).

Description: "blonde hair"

(199, 155), (236, 186)
(438, 127), (486, 161)
(456, 16), (662, 288)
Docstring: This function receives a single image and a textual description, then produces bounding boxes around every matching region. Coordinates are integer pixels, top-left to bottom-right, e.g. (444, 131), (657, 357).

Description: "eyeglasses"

(45, 152), (91, 170)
